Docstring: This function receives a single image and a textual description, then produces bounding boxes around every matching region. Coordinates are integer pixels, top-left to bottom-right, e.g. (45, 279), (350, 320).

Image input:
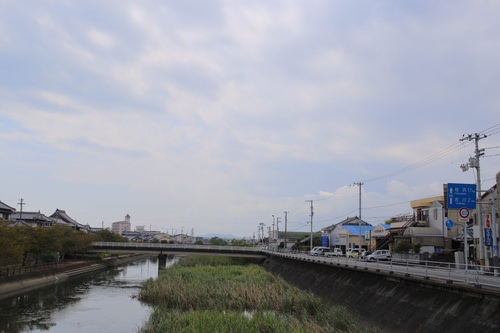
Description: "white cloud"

(0, 1), (499, 236)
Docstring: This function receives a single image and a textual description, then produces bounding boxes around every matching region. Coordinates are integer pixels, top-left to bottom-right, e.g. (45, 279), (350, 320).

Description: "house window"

(434, 208), (438, 220)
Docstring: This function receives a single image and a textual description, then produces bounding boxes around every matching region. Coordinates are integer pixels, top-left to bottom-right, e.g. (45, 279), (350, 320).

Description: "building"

(10, 211), (54, 227)
(50, 209), (91, 232)
(112, 214), (131, 235)
(321, 216), (373, 252)
(369, 223), (391, 249)
(0, 200), (16, 220)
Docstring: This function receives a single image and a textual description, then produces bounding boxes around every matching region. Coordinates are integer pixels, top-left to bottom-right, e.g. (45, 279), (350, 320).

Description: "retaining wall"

(262, 256), (500, 333)
(0, 254), (152, 300)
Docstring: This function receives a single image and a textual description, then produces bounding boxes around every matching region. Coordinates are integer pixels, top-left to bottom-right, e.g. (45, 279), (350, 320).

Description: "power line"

(362, 141), (467, 183)
(360, 122), (500, 184)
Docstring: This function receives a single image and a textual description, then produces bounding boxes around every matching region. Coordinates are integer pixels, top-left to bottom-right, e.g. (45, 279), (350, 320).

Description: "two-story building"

(321, 216), (373, 252)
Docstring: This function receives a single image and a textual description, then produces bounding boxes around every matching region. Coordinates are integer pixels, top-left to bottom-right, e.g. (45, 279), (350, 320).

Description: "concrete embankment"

(0, 254), (152, 300)
(262, 256), (500, 333)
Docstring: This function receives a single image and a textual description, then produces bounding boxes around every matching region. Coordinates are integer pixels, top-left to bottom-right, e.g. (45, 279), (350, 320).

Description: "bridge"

(91, 242), (267, 258)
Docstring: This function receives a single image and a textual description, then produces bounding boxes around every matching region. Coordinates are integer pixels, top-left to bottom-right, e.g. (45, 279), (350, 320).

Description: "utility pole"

(18, 198), (25, 221)
(272, 215), (275, 244)
(283, 211), (289, 250)
(276, 217), (281, 246)
(306, 200), (314, 250)
(261, 224), (264, 245)
(460, 133), (487, 267)
(352, 182), (363, 252)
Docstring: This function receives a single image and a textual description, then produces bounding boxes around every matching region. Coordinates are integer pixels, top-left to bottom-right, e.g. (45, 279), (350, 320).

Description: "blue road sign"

(321, 235), (329, 247)
(447, 183), (477, 209)
(445, 220), (454, 229)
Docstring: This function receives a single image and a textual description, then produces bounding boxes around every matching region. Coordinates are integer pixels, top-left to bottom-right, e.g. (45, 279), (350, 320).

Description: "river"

(0, 257), (173, 333)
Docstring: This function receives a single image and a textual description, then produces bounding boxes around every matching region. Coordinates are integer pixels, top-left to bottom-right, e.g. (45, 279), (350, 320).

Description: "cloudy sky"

(1, 1), (499, 238)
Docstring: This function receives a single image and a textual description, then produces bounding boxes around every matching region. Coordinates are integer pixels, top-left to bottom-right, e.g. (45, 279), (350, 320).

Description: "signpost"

(447, 183), (477, 209)
(459, 207), (470, 222)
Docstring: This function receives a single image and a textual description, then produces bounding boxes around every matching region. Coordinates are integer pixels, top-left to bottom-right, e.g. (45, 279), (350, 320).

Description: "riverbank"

(262, 255), (500, 333)
(0, 253), (153, 300)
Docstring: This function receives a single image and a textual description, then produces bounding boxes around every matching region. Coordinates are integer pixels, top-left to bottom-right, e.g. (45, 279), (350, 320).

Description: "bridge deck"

(91, 242), (267, 258)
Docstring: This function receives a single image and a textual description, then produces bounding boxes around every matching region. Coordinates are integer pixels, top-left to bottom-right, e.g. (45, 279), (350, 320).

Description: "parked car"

(366, 250), (391, 261)
(309, 246), (330, 256)
(324, 248), (343, 257)
(360, 250), (372, 260)
(346, 248), (364, 258)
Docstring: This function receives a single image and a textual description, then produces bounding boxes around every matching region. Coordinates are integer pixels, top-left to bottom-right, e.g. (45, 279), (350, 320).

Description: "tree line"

(0, 222), (127, 267)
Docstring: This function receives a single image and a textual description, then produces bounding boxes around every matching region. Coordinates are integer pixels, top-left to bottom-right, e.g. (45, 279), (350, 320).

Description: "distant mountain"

(202, 233), (239, 239)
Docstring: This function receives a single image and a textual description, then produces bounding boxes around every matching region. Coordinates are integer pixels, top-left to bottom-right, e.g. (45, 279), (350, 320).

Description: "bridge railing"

(92, 242), (264, 253)
(266, 251), (500, 292)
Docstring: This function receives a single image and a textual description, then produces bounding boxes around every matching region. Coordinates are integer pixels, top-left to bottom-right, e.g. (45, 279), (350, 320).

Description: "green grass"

(139, 256), (364, 333)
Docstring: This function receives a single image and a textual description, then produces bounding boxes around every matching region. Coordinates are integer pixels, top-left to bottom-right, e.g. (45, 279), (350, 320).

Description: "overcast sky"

(1, 1), (499, 238)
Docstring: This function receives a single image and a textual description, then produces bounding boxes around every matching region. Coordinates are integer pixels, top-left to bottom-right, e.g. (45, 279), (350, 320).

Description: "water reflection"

(0, 256), (165, 333)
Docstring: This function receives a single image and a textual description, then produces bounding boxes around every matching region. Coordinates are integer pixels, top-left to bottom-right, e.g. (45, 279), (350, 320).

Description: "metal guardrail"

(0, 262), (60, 278)
(91, 242), (265, 254)
(266, 251), (500, 292)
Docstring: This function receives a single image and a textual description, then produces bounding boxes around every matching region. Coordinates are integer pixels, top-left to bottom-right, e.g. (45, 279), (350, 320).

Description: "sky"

(1, 1), (499, 238)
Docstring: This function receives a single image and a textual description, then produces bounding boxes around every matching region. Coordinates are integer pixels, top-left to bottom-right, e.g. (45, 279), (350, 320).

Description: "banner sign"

(485, 228), (493, 246)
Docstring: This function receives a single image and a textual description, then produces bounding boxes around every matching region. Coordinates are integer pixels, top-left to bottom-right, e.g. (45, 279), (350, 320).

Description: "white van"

(324, 248), (343, 257)
(309, 246), (330, 256)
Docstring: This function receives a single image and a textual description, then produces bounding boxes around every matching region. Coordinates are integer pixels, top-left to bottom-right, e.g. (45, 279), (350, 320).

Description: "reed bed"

(139, 256), (364, 333)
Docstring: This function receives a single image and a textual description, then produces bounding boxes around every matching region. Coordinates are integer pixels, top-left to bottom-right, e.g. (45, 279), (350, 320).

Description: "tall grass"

(139, 256), (364, 332)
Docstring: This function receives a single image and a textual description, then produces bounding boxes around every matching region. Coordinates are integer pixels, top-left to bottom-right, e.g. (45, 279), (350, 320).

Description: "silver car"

(366, 250), (391, 261)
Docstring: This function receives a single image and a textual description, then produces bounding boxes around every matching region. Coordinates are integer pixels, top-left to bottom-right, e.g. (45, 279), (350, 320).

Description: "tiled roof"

(322, 216), (371, 231)
(10, 211), (53, 222)
(0, 200), (16, 212)
(51, 209), (90, 230)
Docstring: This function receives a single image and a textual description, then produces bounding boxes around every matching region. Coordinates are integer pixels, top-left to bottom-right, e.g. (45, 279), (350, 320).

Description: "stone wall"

(262, 256), (500, 333)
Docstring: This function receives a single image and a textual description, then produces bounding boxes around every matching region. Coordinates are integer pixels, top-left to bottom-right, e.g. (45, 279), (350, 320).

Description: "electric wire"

(262, 123), (500, 236)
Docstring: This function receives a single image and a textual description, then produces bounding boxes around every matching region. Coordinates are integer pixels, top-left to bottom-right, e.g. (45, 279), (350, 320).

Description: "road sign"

(447, 183), (477, 209)
(459, 207), (470, 222)
(445, 219), (454, 229)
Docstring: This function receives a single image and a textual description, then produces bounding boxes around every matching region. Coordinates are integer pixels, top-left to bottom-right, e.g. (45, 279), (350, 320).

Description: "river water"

(0, 257), (171, 333)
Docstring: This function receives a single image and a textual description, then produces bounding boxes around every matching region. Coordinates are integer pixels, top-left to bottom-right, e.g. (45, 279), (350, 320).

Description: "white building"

(112, 214), (131, 235)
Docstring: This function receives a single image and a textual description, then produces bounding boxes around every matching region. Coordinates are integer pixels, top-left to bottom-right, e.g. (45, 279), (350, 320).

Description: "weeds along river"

(0, 256), (177, 333)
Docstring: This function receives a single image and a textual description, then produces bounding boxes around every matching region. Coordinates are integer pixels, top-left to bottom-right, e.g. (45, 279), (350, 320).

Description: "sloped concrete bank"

(0, 254), (152, 300)
(261, 256), (500, 333)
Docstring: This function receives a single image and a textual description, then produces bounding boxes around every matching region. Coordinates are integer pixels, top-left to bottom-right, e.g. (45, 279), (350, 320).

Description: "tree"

(0, 222), (26, 266)
(52, 224), (93, 260)
(91, 229), (128, 242)
(230, 238), (251, 247)
(209, 237), (228, 246)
